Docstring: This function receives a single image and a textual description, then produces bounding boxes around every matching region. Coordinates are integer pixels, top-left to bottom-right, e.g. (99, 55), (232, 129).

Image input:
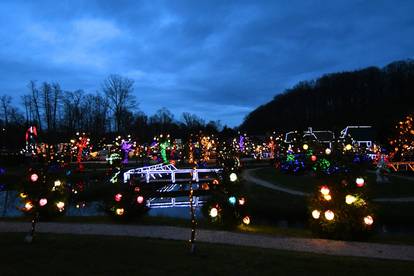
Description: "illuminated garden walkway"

(1, 221), (414, 261)
(243, 168), (414, 203)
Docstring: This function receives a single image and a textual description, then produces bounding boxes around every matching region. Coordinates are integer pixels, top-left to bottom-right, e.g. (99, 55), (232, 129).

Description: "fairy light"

(39, 198), (48, 207)
(324, 210), (334, 221)
(30, 173), (38, 182)
(312, 210), (320, 219)
(345, 195), (357, 205)
(364, 215), (374, 226)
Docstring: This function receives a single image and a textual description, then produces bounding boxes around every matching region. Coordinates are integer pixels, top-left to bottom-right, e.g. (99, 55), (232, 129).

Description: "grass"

(251, 167), (414, 198)
(0, 233), (413, 276)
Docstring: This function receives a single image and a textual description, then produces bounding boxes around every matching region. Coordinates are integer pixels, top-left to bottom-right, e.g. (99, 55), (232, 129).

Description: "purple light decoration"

(239, 135), (245, 152)
(121, 140), (133, 164)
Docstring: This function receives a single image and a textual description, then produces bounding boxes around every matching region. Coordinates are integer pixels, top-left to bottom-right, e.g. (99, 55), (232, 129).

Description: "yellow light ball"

(303, 144), (309, 150)
(24, 201), (33, 211)
(345, 144), (352, 151)
(115, 208), (124, 216)
(242, 216), (251, 225)
(56, 201), (65, 211)
(324, 210), (334, 221)
(312, 210), (320, 219)
(323, 194), (332, 201)
(320, 186), (330, 196)
(54, 180), (61, 187)
(345, 195), (357, 205)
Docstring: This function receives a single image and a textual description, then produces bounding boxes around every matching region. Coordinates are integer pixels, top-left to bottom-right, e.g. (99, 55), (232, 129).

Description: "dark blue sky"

(0, 0), (413, 126)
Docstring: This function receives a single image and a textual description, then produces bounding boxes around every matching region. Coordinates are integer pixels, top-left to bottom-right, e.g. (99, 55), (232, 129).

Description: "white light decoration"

(238, 197), (245, 206)
(229, 173), (238, 182)
(356, 177), (365, 187)
(312, 210), (320, 219)
(25, 202), (33, 211)
(364, 215), (374, 225)
(56, 201), (65, 211)
(209, 207), (218, 218)
(345, 144), (352, 151)
(54, 180), (61, 187)
(324, 210), (334, 221)
(39, 198), (48, 207)
(137, 196), (144, 204)
(345, 195), (357, 205)
(320, 186), (330, 196)
(323, 194), (332, 201)
(116, 208), (124, 216)
(325, 148), (332, 155)
(242, 216), (251, 225)
(30, 173), (38, 182)
(303, 144), (309, 150)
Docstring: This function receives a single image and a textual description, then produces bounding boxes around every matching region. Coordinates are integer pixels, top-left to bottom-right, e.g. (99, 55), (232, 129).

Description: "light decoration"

(114, 193), (122, 202)
(323, 194), (332, 201)
(137, 196), (144, 204)
(120, 137), (133, 164)
(39, 198), (48, 207)
(30, 173), (39, 182)
(303, 144), (309, 150)
(25, 201), (34, 211)
(56, 201), (65, 211)
(242, 216), (251, 225)
(115, 208), (124, 216)
(160, 141), (170, 164)
(20, 193), (28, 199)
(345, 144), (352, 151)
(325, 148), (332, 155)
(311, 155), (317, 162)
(228, 196), (236, 205)
(355, 177), (365, 187)
(390, 115), (414, 160)
(320, 186), (330, 196)
(229, 173), (238, 182)
(238, 197), (245, 205)
(209, 207), (218, 218)
(312, 210), (320, 219)
(345, 195), (357, 205)
(54, 180), (61, 187)
(364, 215), (374, 226)
(324, 210), (334, 221)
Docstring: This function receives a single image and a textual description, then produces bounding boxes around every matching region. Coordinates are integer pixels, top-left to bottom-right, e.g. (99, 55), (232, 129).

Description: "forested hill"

(240, 59), (414, 139)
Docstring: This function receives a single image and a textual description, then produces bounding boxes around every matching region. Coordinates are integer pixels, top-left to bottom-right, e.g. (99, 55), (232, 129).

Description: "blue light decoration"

(239, 135), (245, 153)
(228, 196), (237, 205)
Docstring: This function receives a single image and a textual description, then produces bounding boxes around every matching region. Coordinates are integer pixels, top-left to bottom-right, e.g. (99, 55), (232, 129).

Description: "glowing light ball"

(364, 215), (374, 226)
(311, 155), (317, 162)
(320, 186), (330, 196)
(114, 193), (122, 202)
(303, 144), (309, 150)
(39, 198), (48, 207)
(323, 194), (332, 201)
(356, 177), (365, 187)
(242, 216), (251, 225)
(137, 196), (144, 204)
(54, 180), (61, 187)
(238, 197), (246, 205)
(228, 196), (236, 205)
(134, 186), (140, 192)
(115, 208), (124, 216)
(212, 179), (219, 185)
(25, 201), (33, 211)
(345, 144), (352, 151)
(325, 148), (332, 155)
(56, 201), (65, 211)
(345, 195), (357, 205)
(229, 173), (238, 182)
(324, 210), (334, 220)
(30, 173), (38, 182)
(209, 207), (218, 218)
(19, 193), (27, 199)
(312, 210), (320, 219)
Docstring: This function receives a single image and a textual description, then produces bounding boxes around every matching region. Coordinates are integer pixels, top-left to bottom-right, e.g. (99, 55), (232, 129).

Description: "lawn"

(251, 167), (414, 198)
(0, 233), (413, 276)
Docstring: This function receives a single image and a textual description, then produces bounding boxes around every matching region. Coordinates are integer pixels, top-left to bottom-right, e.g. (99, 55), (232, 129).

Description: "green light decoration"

(160, 141), (170, 164)
(313, 158), (331, 172)
(106, 153), (121, 165)
(286, 153), (295, 162)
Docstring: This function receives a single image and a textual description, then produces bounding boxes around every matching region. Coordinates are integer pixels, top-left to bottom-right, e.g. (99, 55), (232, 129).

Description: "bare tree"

(102, 74), (136, 133)
(28, 81), (42, 131)
(0, 95), (12, 125)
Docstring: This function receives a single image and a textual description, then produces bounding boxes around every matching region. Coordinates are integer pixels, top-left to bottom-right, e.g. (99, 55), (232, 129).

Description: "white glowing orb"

(137, 196), (144, 204)
(229, 173), (238, 182)
(238, 197), (246, 205)
(356, 177), (365, 187)
(25, 202), (33, 211)
(323, 194), (332, 201)
(345, 144), (352, 151)
(209, 207), (218, 218)
(345, 195), (357, 205)
(56, 201), (65, 211)
(303, 144), (309, 150)
(116, 208), (124, 216)
(320, 186), (330, 196)
(325, 210), (334, 221)
(242, 216), (251, 225)
(30, 173), (39, 182)
(364, 215), (374, 225)
(54, 180), (61, 187)
(39, 198), (48, 207)
(312, 210), (320, 219)
(325, 148), (332, 155)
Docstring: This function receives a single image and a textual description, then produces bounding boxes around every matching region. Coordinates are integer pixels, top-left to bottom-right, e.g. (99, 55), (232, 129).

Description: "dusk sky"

(0, 0), (413, 126)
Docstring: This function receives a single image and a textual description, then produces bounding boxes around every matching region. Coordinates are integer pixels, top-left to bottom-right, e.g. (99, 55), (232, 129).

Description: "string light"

(364, 215), (374, 225)
(324, 210), (334, 221)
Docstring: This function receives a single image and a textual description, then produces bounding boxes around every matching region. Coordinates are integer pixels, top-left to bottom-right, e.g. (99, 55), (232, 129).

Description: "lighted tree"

(390, 114), (414, 161)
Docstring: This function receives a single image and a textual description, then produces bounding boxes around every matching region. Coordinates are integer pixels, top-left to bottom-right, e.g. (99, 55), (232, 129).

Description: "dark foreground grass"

(0, 233), (413, 276)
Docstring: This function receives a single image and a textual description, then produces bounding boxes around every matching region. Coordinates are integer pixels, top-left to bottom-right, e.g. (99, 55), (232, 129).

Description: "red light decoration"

(114, 193), (122, 202)
(30, 173), (39, 182)
(311, 155), (317, 162)
(137, 196), (144, 204)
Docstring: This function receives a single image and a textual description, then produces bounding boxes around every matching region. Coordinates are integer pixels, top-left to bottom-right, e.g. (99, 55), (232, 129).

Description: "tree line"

(0, 74), (227, 150)
(240, 59), (414, 143)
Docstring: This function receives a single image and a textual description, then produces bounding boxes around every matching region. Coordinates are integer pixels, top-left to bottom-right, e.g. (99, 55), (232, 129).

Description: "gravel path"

(1, 221), (414, 261)
(243, 168), (414, 202)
